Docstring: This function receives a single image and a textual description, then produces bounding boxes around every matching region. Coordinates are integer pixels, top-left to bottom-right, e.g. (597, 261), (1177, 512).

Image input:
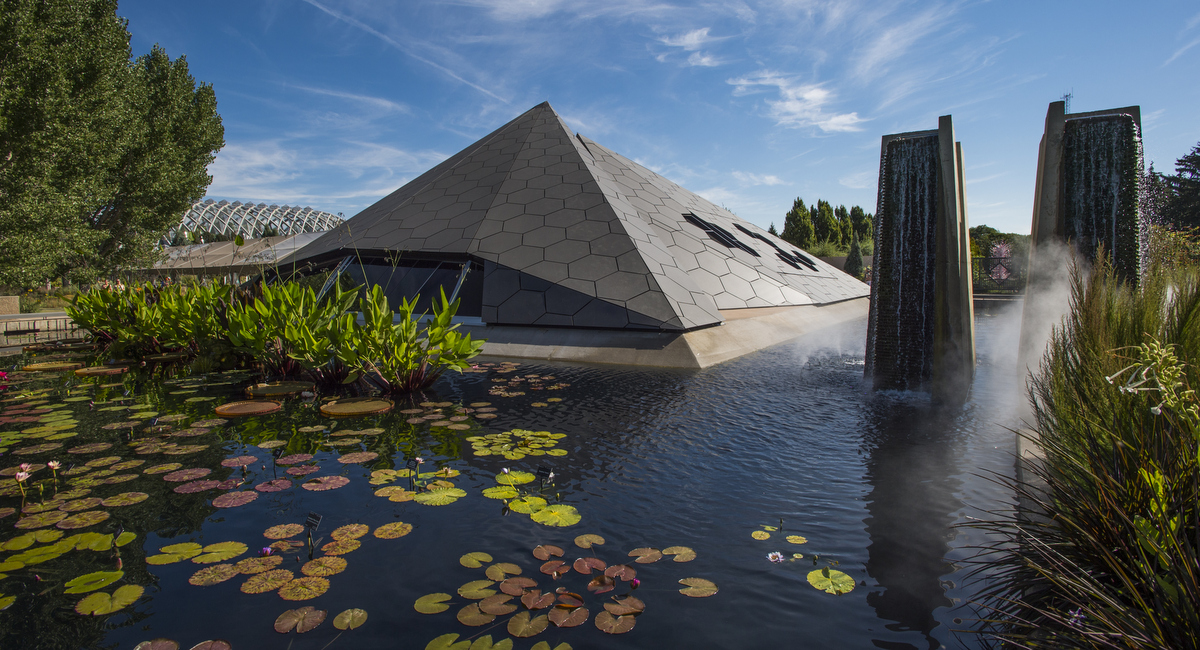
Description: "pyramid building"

(285, 102), (868, 366)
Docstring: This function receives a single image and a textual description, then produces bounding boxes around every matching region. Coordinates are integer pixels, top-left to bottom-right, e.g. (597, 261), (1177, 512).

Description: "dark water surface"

(0, 309), (1024, 650)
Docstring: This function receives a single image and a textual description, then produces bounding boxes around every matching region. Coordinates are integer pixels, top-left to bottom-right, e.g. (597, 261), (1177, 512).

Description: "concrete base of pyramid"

(466, 297), (869, 368)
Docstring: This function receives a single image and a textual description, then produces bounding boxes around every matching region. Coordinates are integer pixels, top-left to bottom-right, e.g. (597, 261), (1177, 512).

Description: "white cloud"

(838, 171), (873, 189)
(1164, 36), (1200, 66)
(686, 52), (723, 67)
(697, 186), (738, 205)
(659, 27), (717, 51)
(286, 85), (410, 114)
(727, 70), (865, 132)
(733, 171), (786, 186)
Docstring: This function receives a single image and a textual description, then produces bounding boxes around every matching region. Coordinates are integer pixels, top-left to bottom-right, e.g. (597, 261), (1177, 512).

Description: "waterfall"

(1061, 114), (1145, 279)
(867, 134), (940, 391)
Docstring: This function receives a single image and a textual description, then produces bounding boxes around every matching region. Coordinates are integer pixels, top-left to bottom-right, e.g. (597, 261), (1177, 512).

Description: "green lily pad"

(594, 611), (636, 634)
(274, 605), (326, 633)
(751, 530), (770, 540)
(192, 542), (247, 564)
(116, 532), (137, 546)
(786, 535), (808, 545)
(628, 547), (662, 563)
(678, 577), (719, 597)
(470, 636), (515, 650)
(65, 570), (124, 594)
(573, 534), (604, 548)
(56, 510), (110, 530)
(495, 470), (535, 486)
(414, 592), (453, 614)
(189, 564), (239, 586)
(459, 552), (493, 568)
(425, 634), (470, 650)
(457, 580), (497, 599)
(485, 563), (522, 581)
(146, 542), (203, 565)
(507, 611), (549, 638)
(530, 505), (581, 527)
(481, 486), (518, 500)
(479, 594), (518, 616)
(240, 569), (294, 594)
(663, 546), (696, 562)
(807, 567), (855, 595)
(414, 487), (466, 506)
(508, 497), (546, 514)
(263, 524), (305, 539)
(14, 510), (68, 529)
(279, 576), (329, 601)
(75, 584), (143, 615)
(456, 603), (495, 626)
(373, 522), (413, 539)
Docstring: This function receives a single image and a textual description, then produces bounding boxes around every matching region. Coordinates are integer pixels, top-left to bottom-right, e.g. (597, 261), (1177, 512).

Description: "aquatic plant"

(970, 259), (1200, 647)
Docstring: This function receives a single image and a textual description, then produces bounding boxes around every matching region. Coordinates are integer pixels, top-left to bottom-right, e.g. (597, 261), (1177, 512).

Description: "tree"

(850, 205), (872, 243)
(814, 199), (838, 244)
(845, 235), (864, 279)
(1168, 142), (1200, 228)
(0, 0), (223, 286)
(767, 222), (778, 236)
(781, 197), (814, 248)
(834, 205), (851, 246)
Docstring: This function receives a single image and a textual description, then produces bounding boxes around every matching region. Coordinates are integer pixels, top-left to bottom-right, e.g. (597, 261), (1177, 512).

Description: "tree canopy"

(0, 0), (223, 287)
(781, 197), (814, 248)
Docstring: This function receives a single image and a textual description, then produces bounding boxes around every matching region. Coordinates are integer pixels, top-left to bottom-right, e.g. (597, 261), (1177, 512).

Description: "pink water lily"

(46, 461), (61, 470)
(15, 471), (30, 482)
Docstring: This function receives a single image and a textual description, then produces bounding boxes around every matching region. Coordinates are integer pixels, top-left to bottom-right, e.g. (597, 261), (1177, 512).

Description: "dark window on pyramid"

(682, 213), (759, 257)
(732, 223), (817, 271)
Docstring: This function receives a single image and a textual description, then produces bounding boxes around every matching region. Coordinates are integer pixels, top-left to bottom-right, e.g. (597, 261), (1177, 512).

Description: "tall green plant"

(345, 285), (484, 394)
(226, 281), (352, 381)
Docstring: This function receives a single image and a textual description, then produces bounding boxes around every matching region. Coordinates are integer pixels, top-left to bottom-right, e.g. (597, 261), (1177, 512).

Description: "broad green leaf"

(65, 570), (124, 594)
(333, 608), (368, 630)
(508, 497), (546, 514)
(459, 552), (492, 568)
(530, 505), (581, 527)
(807, 567), (855, 595)
(425, 633), (470, 650)
(415, 593), (452, 614)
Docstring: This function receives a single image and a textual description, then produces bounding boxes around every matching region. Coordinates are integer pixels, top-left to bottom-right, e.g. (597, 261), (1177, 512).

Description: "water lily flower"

(18, 463), (31, 472)
(15, 471), (29, 482)
(415, 457), (425, 464)
(260, 547), (274, 557)
(548, 471), (555, 481)
(47, 461), (61, 470)
(767, 552), (785, 563)
(502, 467), (510, 474)
(630, 579), (640, 589)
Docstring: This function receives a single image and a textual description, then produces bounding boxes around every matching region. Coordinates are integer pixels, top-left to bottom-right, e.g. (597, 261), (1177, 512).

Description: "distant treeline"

(769, 198), (872, 251)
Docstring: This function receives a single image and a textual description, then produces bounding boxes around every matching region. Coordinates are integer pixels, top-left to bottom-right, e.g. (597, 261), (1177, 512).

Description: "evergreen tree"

(850, 205), (872, 243)
(781, 198), (814, 248)
(767, 223), (778, 236)
(832, 205), (849, 246)
(845, 235), (864, 279)
(814, 200), (838, 244)
(1169, 142), (1200, 228)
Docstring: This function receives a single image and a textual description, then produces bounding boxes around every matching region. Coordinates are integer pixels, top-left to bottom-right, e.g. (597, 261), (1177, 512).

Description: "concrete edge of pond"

(464, 297), (870, 368)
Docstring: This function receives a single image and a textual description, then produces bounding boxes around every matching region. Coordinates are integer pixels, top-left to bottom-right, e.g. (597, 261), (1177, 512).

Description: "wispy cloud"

(965, 172), (1007, 185)
(697, 186), (738, 206)
(838, 171), (873, 189)
(733, 171), (786, 186)
(1164, 36), (1200, 66)
(298, 0), (509, 103)
(727, 70), (865, 132)
(285, 84), (410, 113)
(659, 27), (719, 51)
(850, 5), (954, 83)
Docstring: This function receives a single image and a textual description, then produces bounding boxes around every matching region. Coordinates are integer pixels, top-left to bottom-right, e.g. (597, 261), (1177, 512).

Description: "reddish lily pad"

(521, 590), (555, 610)
(187, 642), (231, 650)
(499, 577), (537, 596)
(163, 468), (211, 482)
(276, 454), (313, 466)
(241, 569), (294, 594)
(84, 456), (122, 468)
(212, 491), (258, 508)
(189, 564), (239, 586)
(13, 442), (63, 455)
(336, 452), (378, 465)
(532, 545), (564, 561)
(58, 497), (103, 512)
(255, 479), (292, 492)
(133, 640), (179, 650)
(603, 595), (645, 616)
(274, 606), (326, 633)
(174, 480), (220, 494)
(214, 400), (281, 417)
(285, 465), (320, 476)
(143, 463), (183, 475)
(572, 557), (606, 575)
(279, 577), (329, 601)
(320, 539), (360, 555)
(220, 456), (257, 468)
(587, 575), (615, 595)
(189, 419), (228, 428)
(373, 522), (413, 539)
(301, 556), (347, 577)
(479, 594), (517, 615)
(331, 524), (369, 541)
(549, 606), (590, 628)
(302, 476), (349, 491)
(540, 560), (569, 577)
(605, 564), (637, 581)
(319, 398), (393, 418)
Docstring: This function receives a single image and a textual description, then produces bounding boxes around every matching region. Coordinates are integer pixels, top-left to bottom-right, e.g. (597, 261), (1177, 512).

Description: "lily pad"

(257, 440), (287, 449)
(212, 491), (258, 508)
(548, 606), (589, 628)
(320, 398), (393, 418)
(457, 580), (498, 599)
(143, 463), (183, 474)
(65, 570), (124, 594)
(133, 639), (179, 650)
(507, 611), (549, 638)
(15, 510), (69, 529)
(414, 487), (466, 506)
(425, 634), (470, 650)
(573, 534), (604, 548)
(540, 560), (569, 577)
(499, 577), (536, 596)
(279, 576), (329, 601)
(275, 453), (313, 466)
(75, 584), (143, 615)
(332, 524), (369, 541)
(174, 480), (220, 494)
(663, 546), (696, 562)
(321, 539), (360, 555)
(481, 486), (518, 500)
(530, 505), (581, 527)
(605, 564), (637, 581)
(247, 382), (314, 398)
(220, 456), (257, 468)
(586, 575), (615, 595)
(57, 510), (110, 529)
(373, 522), (413, 539)
(235, 555), (283, 574)
(375, 486), (416, 502)
(521, 590), (555, 610)
(189, 564), (239, 586)
(786, 535), (808, 545)
(572, 557), (606, 574)
(337, 452), (378, 464)
(241, 569), (294, 594)
(302, 476), (349, 491)
(286, 464), (320, 476)
(678, 577), (719, 597)
(460, 552), (493, 568)
(302, 556), (347, 577)
(163, 468), (212, 482)
(274, 605), (326, 633)
(628, 547), (662, 564)
(192, 542), (248, 564)
(333, 608), (368, 630)
(187, 641), (231, 650)
(807, 567), (855, 595)
(495, 470), (535, 486)
(456, 603), (495, 626)
(479, 594), (517, 615)
(146, 542), (203, 564)
(751, 530), (770, 540)
(414, 592), (453, 614)
(509, 497), (546, 514)
(264, 523), (305, 539)
(255, 479), (292, 492)
(485, 563), (522, 581)
(594, 611), (636, 634)
(603, 596), (645, 616)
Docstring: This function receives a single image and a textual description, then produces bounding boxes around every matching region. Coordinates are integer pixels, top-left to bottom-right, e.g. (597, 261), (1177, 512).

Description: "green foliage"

(833, 205), (851, 247)
(844, 236), (864, 280)
(767, 223), (778, 236)
(0, 1), (223, 286)
(849, 205), (872, 243)
(780, 198), (813, 248)
(974, 260), (1200, 648)
(804, 240), (844, 257)
(813, 200), (838, 245)
(1147, 224), (1200, 272)
(345, 285), (484, 394)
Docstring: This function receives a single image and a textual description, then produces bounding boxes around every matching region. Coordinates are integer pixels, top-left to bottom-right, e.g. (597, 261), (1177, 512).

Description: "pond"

(0, 308), (1024, 650)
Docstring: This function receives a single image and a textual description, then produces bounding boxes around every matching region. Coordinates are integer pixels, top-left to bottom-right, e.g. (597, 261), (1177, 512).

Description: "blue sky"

(122, 0), (1200, 235)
